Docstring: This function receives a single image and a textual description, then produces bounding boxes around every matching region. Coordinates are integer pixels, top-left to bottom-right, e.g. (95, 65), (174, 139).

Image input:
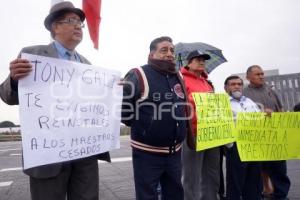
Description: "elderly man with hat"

(0, 2), (110, 200)
(180, 50), (221, 200)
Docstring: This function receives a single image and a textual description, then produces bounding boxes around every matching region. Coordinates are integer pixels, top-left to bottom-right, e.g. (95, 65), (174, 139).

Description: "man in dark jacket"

(122, 36), (187, 200)
(0, 2), (109, 200)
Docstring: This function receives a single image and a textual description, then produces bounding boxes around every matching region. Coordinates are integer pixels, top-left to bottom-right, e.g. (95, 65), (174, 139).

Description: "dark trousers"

(30, 157), (99, 200)
(263, 161), (290, 199)
(226, 145), (262, 200)
(219, 146), (225, 199)
(132, 148), (183, 200)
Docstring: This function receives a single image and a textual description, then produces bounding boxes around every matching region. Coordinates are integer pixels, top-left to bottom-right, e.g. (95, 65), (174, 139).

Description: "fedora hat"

(44, 1), (85, 31)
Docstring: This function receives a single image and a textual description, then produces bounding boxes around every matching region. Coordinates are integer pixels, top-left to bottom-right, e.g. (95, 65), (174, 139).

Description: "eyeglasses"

(57, 18), (85, 28)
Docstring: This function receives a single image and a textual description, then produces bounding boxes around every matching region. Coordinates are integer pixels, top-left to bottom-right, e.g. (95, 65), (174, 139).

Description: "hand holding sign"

(9, 58), (32, 80)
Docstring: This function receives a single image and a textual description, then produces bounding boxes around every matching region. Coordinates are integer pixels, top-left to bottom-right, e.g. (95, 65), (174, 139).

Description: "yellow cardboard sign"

(192, 93), (236, 151)
(236, 112), (300, 161)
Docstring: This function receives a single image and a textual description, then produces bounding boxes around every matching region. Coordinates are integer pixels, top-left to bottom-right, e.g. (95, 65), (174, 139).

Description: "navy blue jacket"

(122, 64), (187, 148)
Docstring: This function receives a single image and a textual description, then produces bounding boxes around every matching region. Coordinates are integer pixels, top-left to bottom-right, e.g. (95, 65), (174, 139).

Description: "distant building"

(265, 73), (300, 111)
(233, 70), (300, 111)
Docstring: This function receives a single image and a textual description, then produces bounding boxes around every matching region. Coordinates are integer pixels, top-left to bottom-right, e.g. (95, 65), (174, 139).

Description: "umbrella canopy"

(175, 42), (227, 74)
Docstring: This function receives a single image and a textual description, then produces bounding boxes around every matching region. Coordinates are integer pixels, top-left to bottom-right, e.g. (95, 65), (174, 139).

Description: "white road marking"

(0, 167), (22, 172)
(0, 146), (12, 149)
(0, 157), (132, 172)
(10, 153), (21, 156)
(0, 181), (13, 187)
(0, 148), (21, 152)
(112, 157), (132, 162)
(99, 156), (132, 164)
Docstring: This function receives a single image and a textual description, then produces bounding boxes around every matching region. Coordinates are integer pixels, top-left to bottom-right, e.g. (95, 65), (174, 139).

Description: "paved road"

(0, 136), (135, 200)
(1, 136), (300, 200)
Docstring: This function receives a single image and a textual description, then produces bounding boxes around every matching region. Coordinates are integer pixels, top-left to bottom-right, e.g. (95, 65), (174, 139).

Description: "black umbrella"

(175, 42), (227, 73)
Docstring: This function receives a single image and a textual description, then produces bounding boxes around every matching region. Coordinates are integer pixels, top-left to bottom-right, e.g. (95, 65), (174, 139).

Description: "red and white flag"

(83, 0), (101, 49)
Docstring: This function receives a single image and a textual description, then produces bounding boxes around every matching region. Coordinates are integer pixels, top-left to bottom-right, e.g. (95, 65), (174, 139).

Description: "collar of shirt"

(53, 41), (79, 62)
(248, 83), (266, 90)
(230, 95), (260, 118)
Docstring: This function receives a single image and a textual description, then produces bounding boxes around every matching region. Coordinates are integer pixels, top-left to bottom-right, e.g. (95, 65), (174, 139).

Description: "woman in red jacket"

(181, 50), (221, 200)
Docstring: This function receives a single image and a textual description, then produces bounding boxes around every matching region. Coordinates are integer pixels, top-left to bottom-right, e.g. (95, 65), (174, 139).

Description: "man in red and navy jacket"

(122, 36), (188, 200)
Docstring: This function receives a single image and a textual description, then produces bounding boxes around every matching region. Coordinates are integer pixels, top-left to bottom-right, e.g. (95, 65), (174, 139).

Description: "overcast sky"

(1, 0), (300, 123)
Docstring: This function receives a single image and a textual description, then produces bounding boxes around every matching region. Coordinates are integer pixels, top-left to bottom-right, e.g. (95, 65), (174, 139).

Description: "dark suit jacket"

(0, 42), (110, 178)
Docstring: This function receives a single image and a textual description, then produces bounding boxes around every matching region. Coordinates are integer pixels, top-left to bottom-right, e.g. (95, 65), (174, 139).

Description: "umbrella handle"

(178, 53), (183, 67)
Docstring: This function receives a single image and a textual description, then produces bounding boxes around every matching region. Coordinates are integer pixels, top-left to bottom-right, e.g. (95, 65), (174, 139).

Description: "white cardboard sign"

(19, 53), (122, 169)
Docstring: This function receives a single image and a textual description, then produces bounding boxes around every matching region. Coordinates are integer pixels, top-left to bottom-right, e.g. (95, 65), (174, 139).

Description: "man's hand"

(9, 58), (32, 81)
(264, 108), (273, 117)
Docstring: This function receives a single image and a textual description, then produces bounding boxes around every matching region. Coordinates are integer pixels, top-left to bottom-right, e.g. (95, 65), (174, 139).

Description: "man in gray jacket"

(244, 65), (290, 200)
(0, 2), (109, 200)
